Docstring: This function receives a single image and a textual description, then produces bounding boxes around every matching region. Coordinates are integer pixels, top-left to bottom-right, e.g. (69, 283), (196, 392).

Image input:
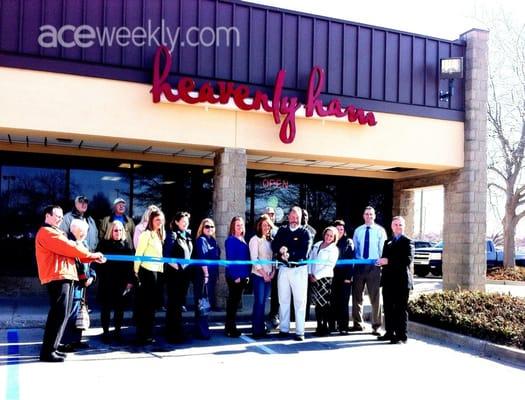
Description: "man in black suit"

(376, 216), (415, 344)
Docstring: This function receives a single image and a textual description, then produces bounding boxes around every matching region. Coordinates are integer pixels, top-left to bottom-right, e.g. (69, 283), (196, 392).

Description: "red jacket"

(35, 225), (97, 285)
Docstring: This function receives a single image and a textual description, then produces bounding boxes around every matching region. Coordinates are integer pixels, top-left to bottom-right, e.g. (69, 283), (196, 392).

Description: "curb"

(486, 279), (525, 286)
(408, 321), (525, 367)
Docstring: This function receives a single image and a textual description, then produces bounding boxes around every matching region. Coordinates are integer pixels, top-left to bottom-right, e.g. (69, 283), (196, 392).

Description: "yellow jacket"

(134, 230), (164, 273)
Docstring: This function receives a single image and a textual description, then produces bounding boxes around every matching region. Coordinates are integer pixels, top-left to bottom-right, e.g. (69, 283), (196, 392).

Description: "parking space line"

(6, 329), (20, 400)
(240, 334), (277, 354)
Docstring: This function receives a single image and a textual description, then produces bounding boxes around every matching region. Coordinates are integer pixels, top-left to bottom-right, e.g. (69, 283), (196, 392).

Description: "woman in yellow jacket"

(134, 209), (165, 345)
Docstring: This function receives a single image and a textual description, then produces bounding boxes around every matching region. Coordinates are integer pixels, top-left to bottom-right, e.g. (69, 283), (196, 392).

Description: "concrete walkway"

(1, 278), (523, 329)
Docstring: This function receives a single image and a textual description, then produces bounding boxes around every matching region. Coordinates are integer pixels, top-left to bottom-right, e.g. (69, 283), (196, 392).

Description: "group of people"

(35, 196), (415, 362)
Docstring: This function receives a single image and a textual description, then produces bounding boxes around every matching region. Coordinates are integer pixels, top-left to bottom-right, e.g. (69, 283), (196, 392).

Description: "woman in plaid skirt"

(308, 226), (339, 336)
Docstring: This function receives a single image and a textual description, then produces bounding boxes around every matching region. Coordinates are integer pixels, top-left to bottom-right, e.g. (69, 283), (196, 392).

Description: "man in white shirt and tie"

(351, 206), (387, 334)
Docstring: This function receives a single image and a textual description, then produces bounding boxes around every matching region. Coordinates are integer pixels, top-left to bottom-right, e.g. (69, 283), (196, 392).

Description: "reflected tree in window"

(0, 166), (67, 276)
(305, 184), (337, 230)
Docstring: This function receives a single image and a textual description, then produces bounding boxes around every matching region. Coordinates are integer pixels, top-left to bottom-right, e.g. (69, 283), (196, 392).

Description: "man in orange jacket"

(36, 205), (106, 362)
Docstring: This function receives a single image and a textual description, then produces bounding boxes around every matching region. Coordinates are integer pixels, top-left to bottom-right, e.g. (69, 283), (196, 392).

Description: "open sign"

(262, 179), (289, 189)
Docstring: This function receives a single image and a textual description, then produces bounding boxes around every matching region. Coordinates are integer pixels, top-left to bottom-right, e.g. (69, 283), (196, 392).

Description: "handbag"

(75, 291), (90, 330)
(198, 284), (211, 316)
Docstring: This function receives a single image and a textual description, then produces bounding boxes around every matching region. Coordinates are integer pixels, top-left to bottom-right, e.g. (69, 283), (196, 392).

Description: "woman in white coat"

(308, 226), (339, 336)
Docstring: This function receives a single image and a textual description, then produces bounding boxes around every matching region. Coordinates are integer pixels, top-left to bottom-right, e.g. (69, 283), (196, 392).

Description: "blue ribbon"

(104, 254), (376, 267)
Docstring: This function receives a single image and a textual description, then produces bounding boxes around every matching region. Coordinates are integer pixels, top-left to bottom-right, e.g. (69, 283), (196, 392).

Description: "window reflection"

(133, 172), (165, 221)
(0, 166), (67, 275)
(0, 153), (215, 277)
(70, 169), (130, 222)
(246, 171), (392, 241)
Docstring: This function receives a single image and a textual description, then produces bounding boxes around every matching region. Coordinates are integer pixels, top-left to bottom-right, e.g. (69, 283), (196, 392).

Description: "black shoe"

(251, 333), (268, 339)
(40, 352), (65, 362)
(277, 331), (289, 339)
(225, 330), (241, 338)
(135, 337), (156, 346)
(390, 338), (407, 344)
(101, 333), (112, 344)
(294, 334), (305, 341)
(377, 334), (394, 341)
(55, 350), (67, 357)
(313, 329), (328, 337)
(338, 329), (349, 336)
(113, 332), (124, 343)
(74, 341), (90, 349)
(167, 335), (189, 344)
(349, 325), (364, 332)
(57, 344), (76, 353)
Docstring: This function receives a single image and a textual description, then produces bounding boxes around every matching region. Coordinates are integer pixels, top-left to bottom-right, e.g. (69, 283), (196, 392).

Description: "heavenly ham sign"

(151, 45), (377, 144)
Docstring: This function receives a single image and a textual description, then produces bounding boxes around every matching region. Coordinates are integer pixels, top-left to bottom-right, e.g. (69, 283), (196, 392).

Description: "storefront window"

(70, 169), (130, 222)
(132, 171), (164, 222)
(246, 170), (392, 240)
(0, 165), (67, 275)
(0, 152), (214, 277)
(251, 173), (300, 224)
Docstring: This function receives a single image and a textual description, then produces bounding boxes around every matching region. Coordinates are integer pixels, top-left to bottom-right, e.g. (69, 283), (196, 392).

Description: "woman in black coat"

(96, 220), (134, 343)
(163, 211), (193, 343)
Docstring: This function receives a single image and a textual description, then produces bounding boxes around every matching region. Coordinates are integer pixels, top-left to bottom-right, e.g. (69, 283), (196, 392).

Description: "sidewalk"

(1, 278), (523, 329)
(0, 292), (374, 329)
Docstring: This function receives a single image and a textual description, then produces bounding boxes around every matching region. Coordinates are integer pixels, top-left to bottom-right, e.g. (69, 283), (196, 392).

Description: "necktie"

(363, 226), (370, 259)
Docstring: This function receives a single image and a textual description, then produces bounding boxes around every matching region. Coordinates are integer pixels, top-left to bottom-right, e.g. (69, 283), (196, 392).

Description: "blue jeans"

(61, 284), (84, 345)
(251, 274), (271, 335)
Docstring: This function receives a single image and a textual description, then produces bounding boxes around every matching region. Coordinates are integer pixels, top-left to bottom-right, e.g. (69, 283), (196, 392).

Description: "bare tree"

(487, 13), (525, 267)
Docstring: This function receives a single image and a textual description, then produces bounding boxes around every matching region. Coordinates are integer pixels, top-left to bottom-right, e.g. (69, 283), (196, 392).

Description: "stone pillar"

(212, 147), (247, 307)
(442, 29), (488, 291)
(393, 188), (415, 238)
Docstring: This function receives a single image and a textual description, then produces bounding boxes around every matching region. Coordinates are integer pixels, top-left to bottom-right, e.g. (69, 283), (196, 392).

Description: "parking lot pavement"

(2, 321), (524, 400)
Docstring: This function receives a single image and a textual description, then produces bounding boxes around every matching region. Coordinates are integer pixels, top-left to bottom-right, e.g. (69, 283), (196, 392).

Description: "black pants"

(135, 268), (160, 341)
(225, 277), (248, 333)
(315, 305), (331, 333)
(100, 306), (124, 335)
(41, 280), (74, 356)
(331, 274), (352, 331)
(382, 286), (410, 341)
(165, 265), (190, 339)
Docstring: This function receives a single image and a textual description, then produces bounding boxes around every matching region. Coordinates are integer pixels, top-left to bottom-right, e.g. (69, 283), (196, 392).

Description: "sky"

(248, 0), (521, 40)
(248, 0), (524, 237)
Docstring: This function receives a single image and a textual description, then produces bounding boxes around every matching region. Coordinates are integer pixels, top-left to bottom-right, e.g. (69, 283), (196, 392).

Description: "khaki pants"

(351, 265), (382, 330)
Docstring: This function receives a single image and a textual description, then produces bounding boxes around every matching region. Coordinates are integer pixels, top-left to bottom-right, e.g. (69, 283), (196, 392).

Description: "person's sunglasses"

(204, 225), (215, 229)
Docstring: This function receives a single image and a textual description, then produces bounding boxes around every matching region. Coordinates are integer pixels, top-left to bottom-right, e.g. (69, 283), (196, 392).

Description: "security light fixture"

(439, 57), (464, 102)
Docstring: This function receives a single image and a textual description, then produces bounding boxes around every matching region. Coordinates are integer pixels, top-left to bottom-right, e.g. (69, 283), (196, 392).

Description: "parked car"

(414, 240), (435, 249)
(413, 239), (525, 277)
(414, 241), (443, 277)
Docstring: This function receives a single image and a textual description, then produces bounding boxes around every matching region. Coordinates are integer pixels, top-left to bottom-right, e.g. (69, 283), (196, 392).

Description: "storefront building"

(0, 0), (487, 291)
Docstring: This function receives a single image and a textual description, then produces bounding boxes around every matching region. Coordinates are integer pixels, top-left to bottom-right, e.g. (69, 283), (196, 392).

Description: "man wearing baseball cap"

(99, 197), (135, 250)
(60, 195), (99, 252)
